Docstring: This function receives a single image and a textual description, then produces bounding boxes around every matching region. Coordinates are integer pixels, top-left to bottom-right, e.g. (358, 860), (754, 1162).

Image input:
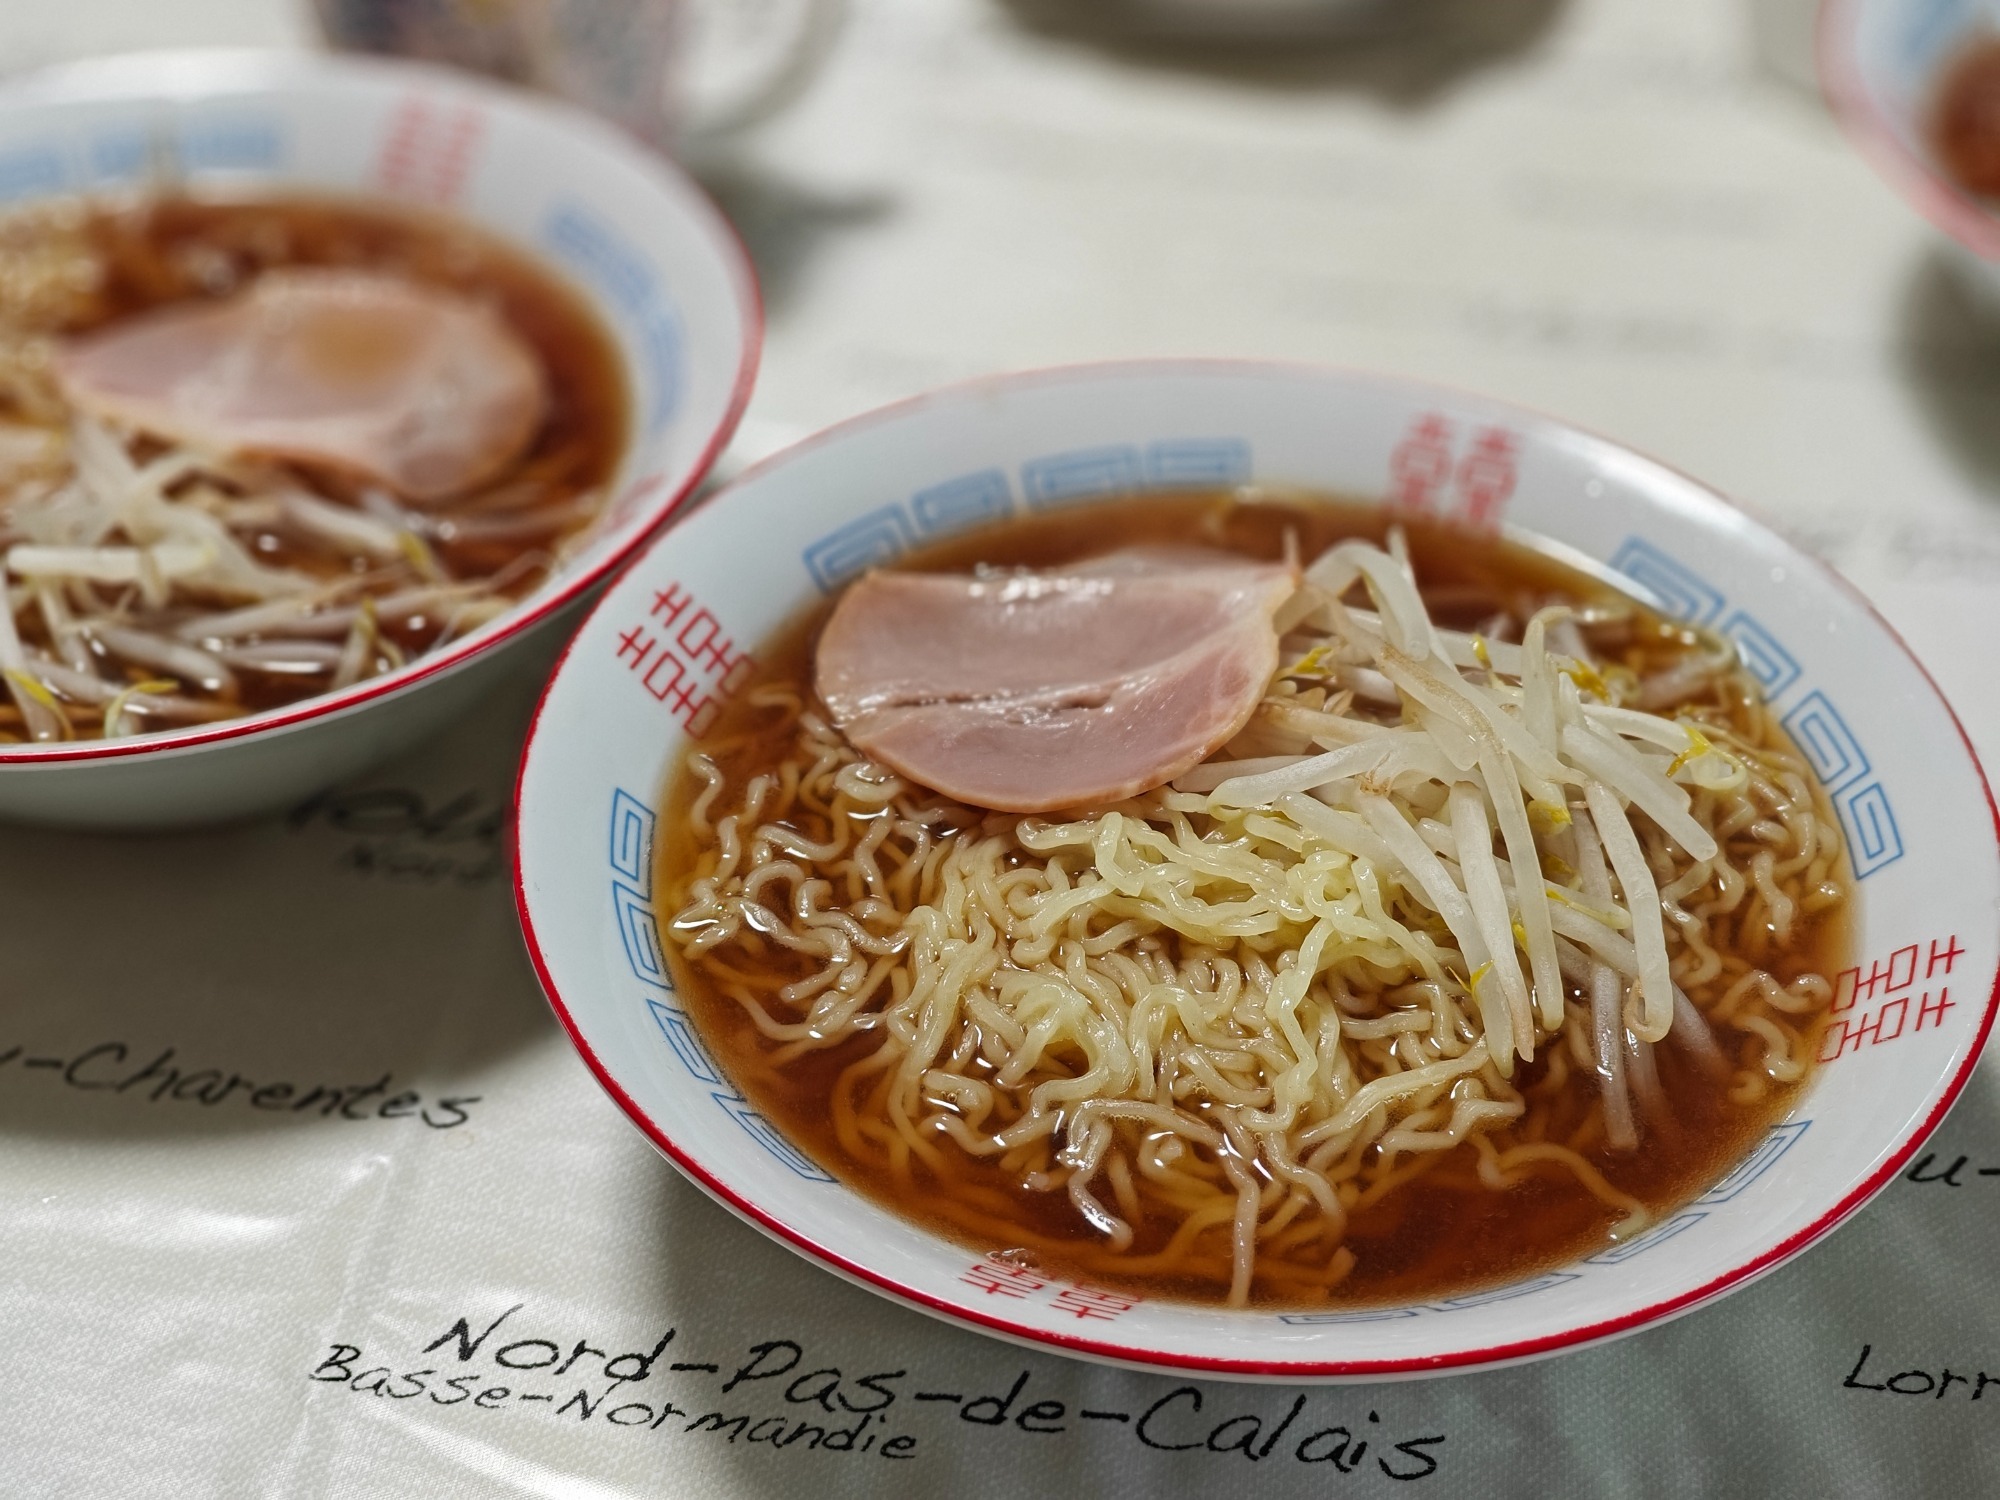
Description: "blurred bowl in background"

(0, 49), (759, 828)
(1822, 0), (2000, 280)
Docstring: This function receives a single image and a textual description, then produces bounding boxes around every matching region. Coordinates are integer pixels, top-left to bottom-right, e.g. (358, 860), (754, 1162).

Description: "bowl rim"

(511, 356), (2000, 1379)
(0, 46), (763, 765)
(1819, 0), (2000, 261)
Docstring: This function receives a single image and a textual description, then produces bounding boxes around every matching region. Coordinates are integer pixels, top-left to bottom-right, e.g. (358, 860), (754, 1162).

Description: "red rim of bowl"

(0, 48), (764, 765)
(1819, 0), (2000, 261)
(512, 358), (2000, 1379)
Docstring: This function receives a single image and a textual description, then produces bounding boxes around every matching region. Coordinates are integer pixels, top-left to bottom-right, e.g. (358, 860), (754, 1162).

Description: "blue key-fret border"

(0, 109), (288, 205)
(798, 438), (1255, 592)
(606, 789), (835, 1182)
(1607, 537), (1902, 878)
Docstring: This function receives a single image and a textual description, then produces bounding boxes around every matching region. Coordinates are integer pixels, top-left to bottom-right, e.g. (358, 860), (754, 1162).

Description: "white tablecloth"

(4, 1), (1997, 1494)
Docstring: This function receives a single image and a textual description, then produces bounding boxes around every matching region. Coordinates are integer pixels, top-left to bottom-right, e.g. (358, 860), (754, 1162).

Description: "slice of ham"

(816, 551), (1297, 812)
(52, 268), (547, 501)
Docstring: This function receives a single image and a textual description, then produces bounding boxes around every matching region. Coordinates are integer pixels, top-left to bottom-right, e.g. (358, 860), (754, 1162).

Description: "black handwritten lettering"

(309, 1346), (360, 1382)
(314, 1306), (1452, 1476)
(687, 1411), (750, 1441)
(1907, 1152), (1968, 1187)
(1380, 1435), (1446, 1481)
(496, 1340), (562, 1370)
(840, 1370), (904, 1414)
(1296, 1425), (1361, 1470)
(1257, 1395), (1306, 1459)
(960, 1371), (1028, 1426)
(555, 1338), (608, 1378)
(1207, 1414), (1263, 1458)
(1016, 1399), (1065, 1434)
(388, 1370), (432, 1400)
(1137, 1388), (1203, 1451)
(786, 1369), (842, 1412)
(723, 1341), (803, 1395)
(605, 1332), (674, 1385)
(294, 785), (509, 885)
(351, 1368), (391, 1396)
(63, 1043), (125, 1089)
(340, 1075), (391, 1121)
(117, 1049), (178, 1100)
(1844, 1345), (1888, 1392)
(422, 1097), (480, 1130)
(425, 1305), (523, 1363)
(291, 1085), (344, 1117)
(817, 1414), (874, 1451)
(171, 1070), (222, 1103)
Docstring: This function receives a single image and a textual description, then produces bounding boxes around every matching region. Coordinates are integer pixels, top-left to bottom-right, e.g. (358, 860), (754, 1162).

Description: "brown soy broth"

(1934, 37), (2000, 199)
(661, 491), (1848, 1307)
(30, 193), (627, 716)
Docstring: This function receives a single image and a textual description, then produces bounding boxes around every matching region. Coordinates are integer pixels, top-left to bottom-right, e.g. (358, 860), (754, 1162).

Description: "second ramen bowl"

(0, 49), (758, 827)
(514, 361), (1997, 1380)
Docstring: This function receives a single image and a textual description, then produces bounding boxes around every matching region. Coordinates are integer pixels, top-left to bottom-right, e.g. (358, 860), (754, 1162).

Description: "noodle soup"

(659, 492), (1853, 1309)
(0, 192), (626, 742)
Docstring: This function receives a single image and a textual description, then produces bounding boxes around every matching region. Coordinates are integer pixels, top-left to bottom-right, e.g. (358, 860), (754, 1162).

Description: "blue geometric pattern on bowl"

(1610, 537), (1901, 878)
(1276, 1307), (1423, 1326)
(1699, 1119), (1810, 1204)
(1784, 692), (1871, 791)
(1022, 445), (1147, 509)
(0, 108), (288, 202)
(1587, 1211), (1706, 1267)
(1719, 609), (1802, 696)
(542, 202), (683, 436)
(803, 503), (914, 592)
(608, 790), (834, 1182)
(801, 438), (1254, 591)
(911, 470), (1013, 536)
(1608, 537), (1725, 625)
(1436, 1271), (1583, 1310)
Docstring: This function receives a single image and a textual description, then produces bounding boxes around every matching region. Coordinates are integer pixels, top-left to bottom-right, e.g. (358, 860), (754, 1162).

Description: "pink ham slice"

(52, 269), (547, 501)
(815, 551), (1297, 812)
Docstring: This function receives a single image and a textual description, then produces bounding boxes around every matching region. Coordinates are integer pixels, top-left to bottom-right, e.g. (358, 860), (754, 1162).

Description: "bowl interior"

(0, 49), (757, 756)
(515, 363), (1998, 1379)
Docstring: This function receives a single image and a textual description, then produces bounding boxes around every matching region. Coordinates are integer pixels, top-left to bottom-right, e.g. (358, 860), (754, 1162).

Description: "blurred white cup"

(311, 0), (842, 149)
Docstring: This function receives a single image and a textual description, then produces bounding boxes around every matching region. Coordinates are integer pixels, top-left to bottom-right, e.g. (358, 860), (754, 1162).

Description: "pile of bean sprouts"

(668, 534), (1850, 1306)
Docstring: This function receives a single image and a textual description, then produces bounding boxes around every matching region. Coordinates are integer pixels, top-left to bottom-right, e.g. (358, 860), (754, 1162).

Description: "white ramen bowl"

(0, 49), (759, 827)
(1822, 0), (2000, 284)
(514, 362), (1999, 1381)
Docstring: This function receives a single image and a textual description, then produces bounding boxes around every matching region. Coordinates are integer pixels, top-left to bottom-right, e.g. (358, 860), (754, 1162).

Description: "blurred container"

(311, 0), (841, 149)
(1822, 0), (2000, 295)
